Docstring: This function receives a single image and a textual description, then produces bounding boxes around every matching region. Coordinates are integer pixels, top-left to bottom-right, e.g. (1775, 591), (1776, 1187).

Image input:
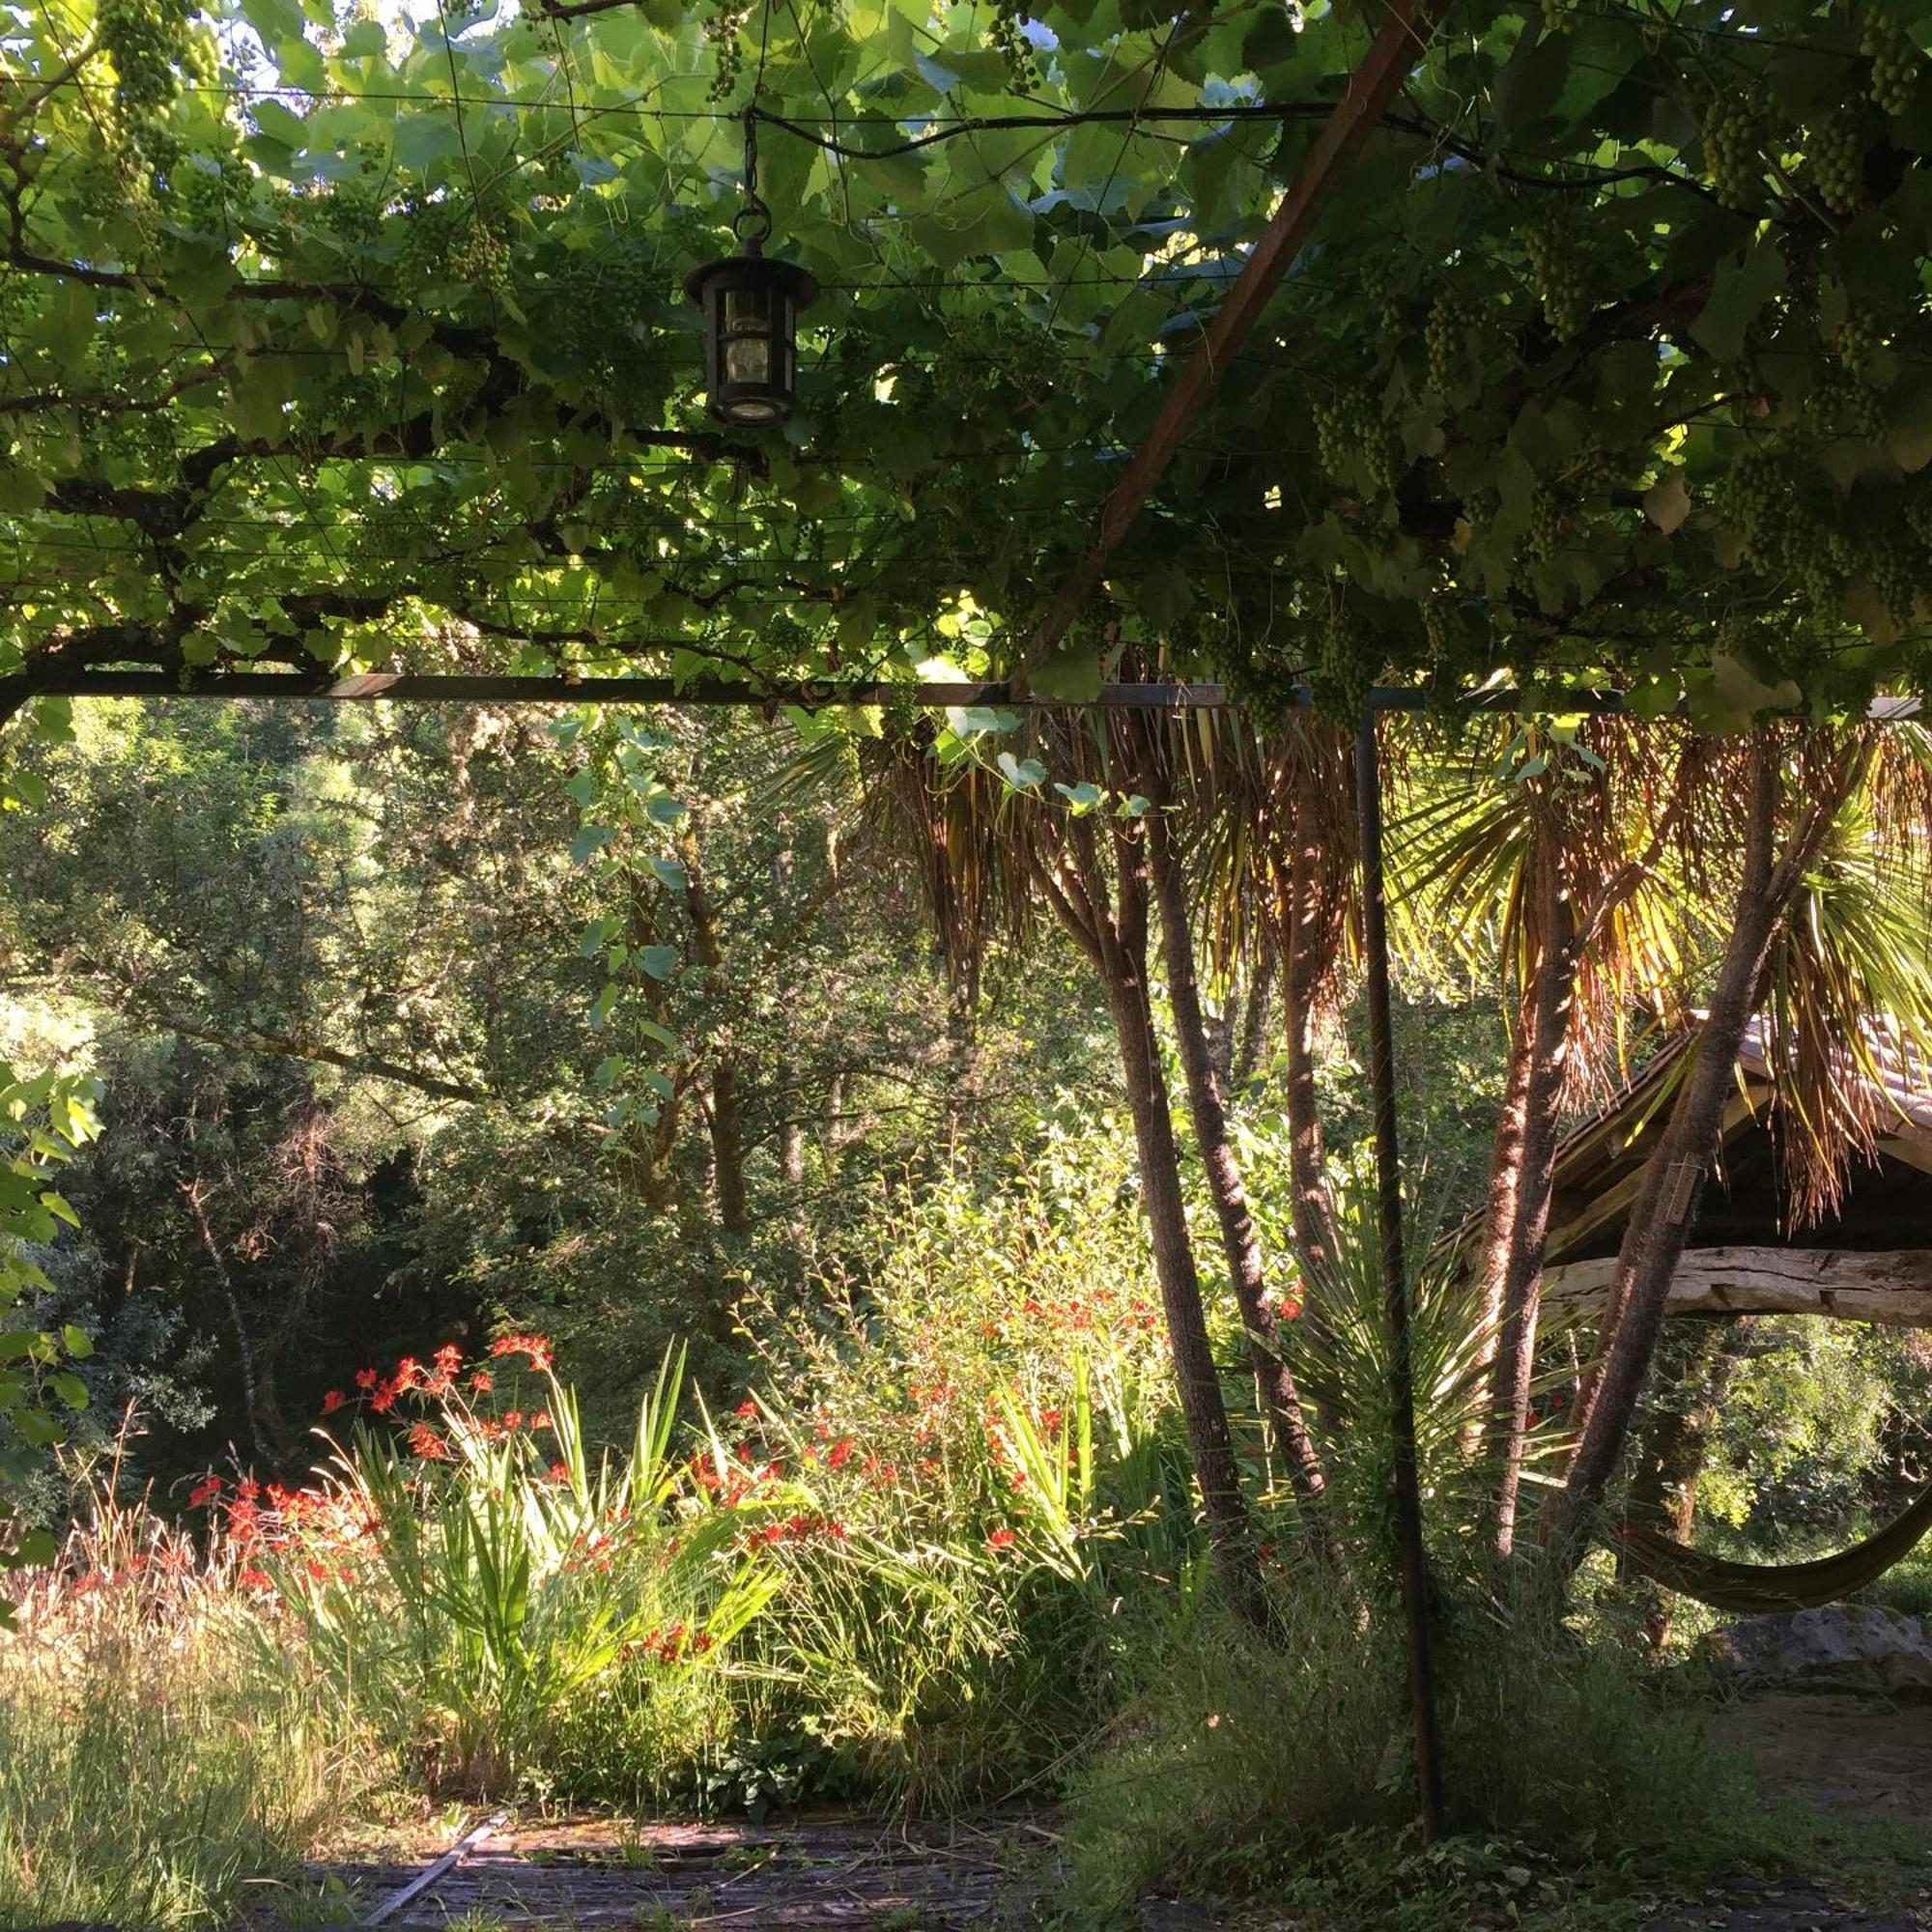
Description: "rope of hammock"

(1613, 1477), (1932, 1614)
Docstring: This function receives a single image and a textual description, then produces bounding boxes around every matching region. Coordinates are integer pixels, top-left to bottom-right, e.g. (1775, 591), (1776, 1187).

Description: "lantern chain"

(736, 104), (773, 247)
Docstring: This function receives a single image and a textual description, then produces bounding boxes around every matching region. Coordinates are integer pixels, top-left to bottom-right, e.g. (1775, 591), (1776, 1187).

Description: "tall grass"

(0, 1481), (383, 1928)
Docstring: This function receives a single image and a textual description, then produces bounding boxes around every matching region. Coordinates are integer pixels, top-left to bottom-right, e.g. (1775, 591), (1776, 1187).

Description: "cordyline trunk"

(1232, 947), (1276, 1094)
(1548, 739), (1852, 1559)
(1623, 1317), (1754, 1647)
(1463, 1024), (1535, 1456)
(1038, 819), (1264, 1627)
(1145, 810), (1331, 1528)
(1488, 847), (1577, 1554)
(1281, 832), (1344, 1293)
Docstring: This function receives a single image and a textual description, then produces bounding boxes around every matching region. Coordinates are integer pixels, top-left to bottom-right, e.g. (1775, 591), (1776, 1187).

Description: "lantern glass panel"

(724, 334), (772, 385)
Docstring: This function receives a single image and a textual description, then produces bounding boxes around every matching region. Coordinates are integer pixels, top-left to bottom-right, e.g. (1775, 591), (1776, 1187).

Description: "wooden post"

(1354, 710), (1446, 1841)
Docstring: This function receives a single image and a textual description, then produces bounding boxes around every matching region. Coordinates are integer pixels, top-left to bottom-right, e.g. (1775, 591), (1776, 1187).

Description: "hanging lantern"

(684, 117), (817, 429)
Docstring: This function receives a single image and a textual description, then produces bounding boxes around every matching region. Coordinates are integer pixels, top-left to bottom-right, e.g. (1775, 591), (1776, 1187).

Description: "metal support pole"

(1353, 709), (1447, 1842)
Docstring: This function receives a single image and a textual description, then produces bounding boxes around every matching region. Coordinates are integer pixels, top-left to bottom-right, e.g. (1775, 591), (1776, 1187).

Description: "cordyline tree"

(8, 0), (1932, 1598)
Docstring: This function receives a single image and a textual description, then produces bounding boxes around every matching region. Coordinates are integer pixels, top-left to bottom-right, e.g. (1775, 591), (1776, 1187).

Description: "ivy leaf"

(570, 824), (616, 866)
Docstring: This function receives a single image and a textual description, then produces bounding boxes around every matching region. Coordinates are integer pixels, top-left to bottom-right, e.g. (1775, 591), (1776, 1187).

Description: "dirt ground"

(270, 1691), (1932, 1930)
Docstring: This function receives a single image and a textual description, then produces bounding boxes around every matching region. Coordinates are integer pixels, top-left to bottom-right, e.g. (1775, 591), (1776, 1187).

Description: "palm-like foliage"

(1756, 730), (1932, 1225)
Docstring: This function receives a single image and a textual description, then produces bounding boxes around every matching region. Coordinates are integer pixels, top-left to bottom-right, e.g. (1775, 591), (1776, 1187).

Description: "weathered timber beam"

(1545, 1245), (1932, 1326)
(3, 668), (1923, 718)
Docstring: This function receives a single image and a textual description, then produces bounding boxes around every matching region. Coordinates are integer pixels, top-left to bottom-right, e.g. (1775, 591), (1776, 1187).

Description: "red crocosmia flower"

(826, 1437), (854, 1471)
(355, 1368), (379, 1390)
(238, 1567), (273, 1592)
(1279, 1293), (1305, 1322)
(408, 1422), (450, 1462)
(394, 1356), (422, 1391)
(734, 1400), (757, 1419)
(469, 1369), (493, 1395)
(237, 1478), (261, 1504)
(986, 1527), (1017, 1553)
(306, 1560), (328, 1582)
(322, 1389), (346, 1414)
(188, 1474), (222, 1508)
(433, 1343), (463, 1375)
(548, 1463), (571, 1484)
(530, 1411), (553, 1434)
(502, 1409), (524, 1431)
(489, 1334), (554, 1371)
(370, 1382), (398, 1414)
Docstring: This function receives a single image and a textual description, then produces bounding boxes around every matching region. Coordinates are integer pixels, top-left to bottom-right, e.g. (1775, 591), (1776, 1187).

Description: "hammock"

(1613, 1477), (1932, 1614)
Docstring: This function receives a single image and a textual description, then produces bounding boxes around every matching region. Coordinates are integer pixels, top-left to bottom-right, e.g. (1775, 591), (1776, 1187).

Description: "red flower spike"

(188, 1474), (222, 1508)
(322, 1389), (346, 1414)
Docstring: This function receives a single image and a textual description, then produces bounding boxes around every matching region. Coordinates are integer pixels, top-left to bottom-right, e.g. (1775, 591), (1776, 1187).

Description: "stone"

(1705, 1605), (1932, 1697)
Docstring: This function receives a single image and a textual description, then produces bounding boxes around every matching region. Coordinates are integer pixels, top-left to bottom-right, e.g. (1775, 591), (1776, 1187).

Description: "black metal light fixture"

(684, 111), (818, 430)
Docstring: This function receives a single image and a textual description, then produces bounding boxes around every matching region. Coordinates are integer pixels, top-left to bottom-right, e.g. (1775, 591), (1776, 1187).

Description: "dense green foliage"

(9, 0), (1932, 720)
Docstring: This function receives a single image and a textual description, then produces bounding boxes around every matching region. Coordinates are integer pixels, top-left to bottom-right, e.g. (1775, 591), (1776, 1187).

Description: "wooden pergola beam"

(1026, 0), (1455, 666)
(12, 670), (1917, 717)
(1546, 1244), (1932, 1327)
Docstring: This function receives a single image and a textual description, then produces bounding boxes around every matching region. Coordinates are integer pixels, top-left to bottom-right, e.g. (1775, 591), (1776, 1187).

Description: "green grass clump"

(0, 1498), (383, 1928)
(1057, 1583), (1797, 1928)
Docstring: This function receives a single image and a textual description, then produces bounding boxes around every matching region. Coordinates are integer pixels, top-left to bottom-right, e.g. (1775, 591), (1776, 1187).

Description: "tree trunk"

(1489, 850), (1577, 1553)
(1623, 1317), (1753, 1646)
(708, 1052), (749, 1236)
(1463, 1019), (1536, 1454)
(185, 1179), (283, 1465)
(1231, 947), (1276, 1095)
(1280, 825), (1346, 1439)
(676, 822), (752, 1236)
(1146, 808), (1330, 1522)
(1039, 819), (1264, 1626)
(1550, 740), (1843, 1552)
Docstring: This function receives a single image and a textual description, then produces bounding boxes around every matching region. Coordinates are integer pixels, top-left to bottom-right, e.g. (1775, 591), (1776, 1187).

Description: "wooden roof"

(1462, 1020), (1932, 1272)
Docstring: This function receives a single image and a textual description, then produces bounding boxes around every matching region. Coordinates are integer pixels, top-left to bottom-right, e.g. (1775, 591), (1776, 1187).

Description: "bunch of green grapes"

(98, 0), (189, 118)
(1521, 209), (1589, 341)
(1526, 484), (1570, 563)
(1698, 95), (1766, 209)
(1865, 525), (1921, 628)
(1308, 604), (1374, 715)
(989, 0), (1040, 91)
(395, 196), (462, 285)
(704, 5), (750, 102)
(1807, 109), (1867, 215)
(1788, 522), (1855, 613)
(321, 177), (387, 248)
(1425, 285), (1485, 395)
(448, 212), (513, 297)
(1809, 367), (1888, 440)
(1313, 389), (1401, 495)
(1835, 307), (1883, 378)
(1863, 12), (1921, 114)
(1722, 449), (1802, 565)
